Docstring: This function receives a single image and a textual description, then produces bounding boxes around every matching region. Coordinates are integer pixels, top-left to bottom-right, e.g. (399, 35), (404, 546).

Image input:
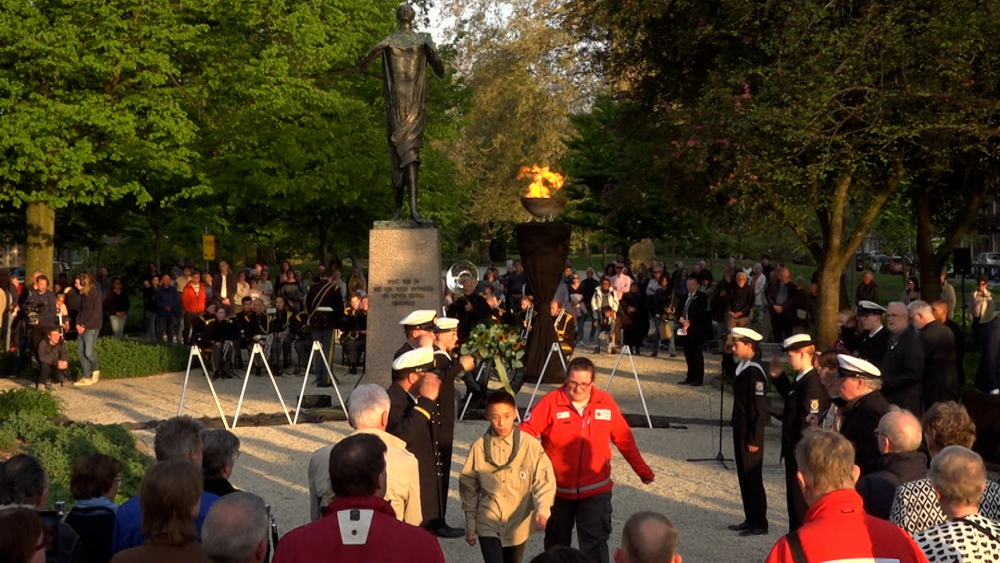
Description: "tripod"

(687, 338), (733, 469)
(604, 344), (652, 428)
(526, 342), (568, 412)
(177, 345), (230, 429)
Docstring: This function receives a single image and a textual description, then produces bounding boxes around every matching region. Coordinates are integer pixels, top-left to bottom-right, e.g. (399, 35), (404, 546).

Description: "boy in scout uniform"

(459, 390), (556, 563)
(768, 334), (830, 532)
(728, 327), (770, 537)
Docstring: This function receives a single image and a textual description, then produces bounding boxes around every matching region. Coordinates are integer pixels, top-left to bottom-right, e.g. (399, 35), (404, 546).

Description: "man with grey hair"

(113, 415), (221, 553)
(614, 511), (681, 563)
(908, 300), (959, 409)
(203, 492), (270, 563)
(880, 301), (925, 415)
(856, 409), (928, 519)
(913, 446), (1000, 561)
(308, 384), (421, 524)
(202, 428), (241, 496)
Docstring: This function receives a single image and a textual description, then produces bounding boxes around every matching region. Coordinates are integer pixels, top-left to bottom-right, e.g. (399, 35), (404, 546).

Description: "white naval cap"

(857, 300), (887, 315)
(433, 317), (459, 332)
(399, 309), (438, 330)
(836, 354), (881, 378)
(391, 346), (436, 374)
(782, 334), (814, 352)
(730, 327), (763, 342)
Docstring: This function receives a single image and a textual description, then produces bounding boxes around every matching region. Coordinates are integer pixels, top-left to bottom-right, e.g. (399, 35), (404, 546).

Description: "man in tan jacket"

(308, 384), (422, 525)
(460, 390), (556, 563)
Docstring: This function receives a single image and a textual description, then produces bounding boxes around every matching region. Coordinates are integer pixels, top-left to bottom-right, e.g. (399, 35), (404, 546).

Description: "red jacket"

(272, 496), (444, 563)
(181, 283), (206, 314)
(764, 489), (929, 563)
(521, 387), (653, 500)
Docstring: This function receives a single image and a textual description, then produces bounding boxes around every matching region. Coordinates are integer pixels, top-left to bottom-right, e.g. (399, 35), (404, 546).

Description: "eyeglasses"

(566, 380), (593, 390)
(873, 429), (884, 437)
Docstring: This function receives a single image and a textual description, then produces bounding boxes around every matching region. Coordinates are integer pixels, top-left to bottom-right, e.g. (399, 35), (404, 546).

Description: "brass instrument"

(342, 306), (361, 340)
(446, 260), (479, 295)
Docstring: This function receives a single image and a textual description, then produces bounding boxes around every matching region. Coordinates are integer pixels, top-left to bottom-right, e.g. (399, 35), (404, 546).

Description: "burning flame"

(518, 165), (564, 198)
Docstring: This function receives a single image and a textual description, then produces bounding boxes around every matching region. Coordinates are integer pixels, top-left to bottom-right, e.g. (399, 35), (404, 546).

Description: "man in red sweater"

(764, 430), (929, 563)
(273, 433), (444, 563)
(521, 357), (655, 563)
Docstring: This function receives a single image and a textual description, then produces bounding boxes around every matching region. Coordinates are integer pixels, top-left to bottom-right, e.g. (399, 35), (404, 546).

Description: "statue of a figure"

(359, 3), (445, 224)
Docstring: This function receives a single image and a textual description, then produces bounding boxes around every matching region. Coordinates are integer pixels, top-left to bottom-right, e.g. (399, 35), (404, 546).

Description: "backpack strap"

(786, 531), (808, 563)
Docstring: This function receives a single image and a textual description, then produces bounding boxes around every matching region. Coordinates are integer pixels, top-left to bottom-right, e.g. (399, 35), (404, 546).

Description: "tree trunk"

(479, 239), (491, 265)
(26, 201), (55, 281)
(815, 259), (844, 348)
(153, 224), (162, 274)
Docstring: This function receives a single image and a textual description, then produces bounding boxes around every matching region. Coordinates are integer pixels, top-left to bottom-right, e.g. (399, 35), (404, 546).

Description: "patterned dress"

(913, 514), (1000, 563)
(891, 478), (1000, 534)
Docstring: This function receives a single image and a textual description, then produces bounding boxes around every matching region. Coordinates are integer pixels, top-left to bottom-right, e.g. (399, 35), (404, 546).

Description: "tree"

(441, 0), (598, 259)
(0, 0), (206, 280)
(571, 0), (1000, 346)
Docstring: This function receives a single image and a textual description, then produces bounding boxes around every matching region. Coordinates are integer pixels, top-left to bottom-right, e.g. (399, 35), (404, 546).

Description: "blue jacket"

(154, 286), (179, 318)
(111, 490), (220, 554)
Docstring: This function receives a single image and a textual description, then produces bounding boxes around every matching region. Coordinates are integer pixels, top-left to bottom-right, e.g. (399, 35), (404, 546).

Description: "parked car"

(975, 252), (1000, 280)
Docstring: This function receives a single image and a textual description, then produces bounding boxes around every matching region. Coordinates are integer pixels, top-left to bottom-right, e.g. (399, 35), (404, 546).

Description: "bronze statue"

(360, 3), (445, 224)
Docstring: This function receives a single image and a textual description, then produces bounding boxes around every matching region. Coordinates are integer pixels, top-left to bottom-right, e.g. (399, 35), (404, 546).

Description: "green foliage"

(63, 338), (188, 380)
(0, 395), (148, 504)
(0, 389), (62, 422)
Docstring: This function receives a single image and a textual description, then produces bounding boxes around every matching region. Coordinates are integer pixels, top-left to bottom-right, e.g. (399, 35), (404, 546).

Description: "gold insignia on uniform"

(810, 399), (819, 414)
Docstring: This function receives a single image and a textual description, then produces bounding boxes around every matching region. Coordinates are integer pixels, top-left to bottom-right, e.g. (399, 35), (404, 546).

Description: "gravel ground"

(1, 344), (786, 562)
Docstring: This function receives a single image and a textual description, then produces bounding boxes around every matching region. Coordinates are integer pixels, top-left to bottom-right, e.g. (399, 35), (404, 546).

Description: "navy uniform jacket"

(732, 357), (770, 448)
(387, 383), (441, 525)
(840, 390), (890, 475)
(857, 327), (891, 368)
(772, 368), (829, 462)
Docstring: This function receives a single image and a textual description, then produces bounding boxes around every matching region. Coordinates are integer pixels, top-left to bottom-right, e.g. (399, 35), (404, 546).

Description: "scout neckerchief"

(483, 427), (520, 473)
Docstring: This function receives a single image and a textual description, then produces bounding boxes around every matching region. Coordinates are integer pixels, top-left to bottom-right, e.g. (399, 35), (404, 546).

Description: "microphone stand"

(687, 337), (734, 469)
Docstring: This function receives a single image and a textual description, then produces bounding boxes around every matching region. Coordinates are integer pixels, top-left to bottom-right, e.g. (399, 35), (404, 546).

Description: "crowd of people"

(0, 260), (371, 386)
(4, 251), (1000, 563)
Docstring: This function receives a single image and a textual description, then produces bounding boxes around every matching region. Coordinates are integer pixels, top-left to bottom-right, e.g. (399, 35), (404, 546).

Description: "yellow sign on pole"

(203, 235), (216, 261)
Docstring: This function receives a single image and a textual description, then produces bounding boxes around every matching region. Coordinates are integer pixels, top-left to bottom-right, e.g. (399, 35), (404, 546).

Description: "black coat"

(772, 369), (829, 461)
(880, 327), (925, 416)
(732, 357), (770, 448)
(447, 292), (491, 343)
(856, 451), (928, 520)
(919, 320), (959, 408)
(840, 390), (891, 475)
(386, 383), (441, 525)
(977, 318), (1000, 393)
(212, 272), (239, 305)
(680, 290), (711, 345)
(857, 327), (891, 367)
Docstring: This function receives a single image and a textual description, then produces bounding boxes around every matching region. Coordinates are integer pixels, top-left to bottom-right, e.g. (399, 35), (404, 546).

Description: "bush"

(1, 338), (189, 381)
(0, 389), (149, 503)
(64, 337), (188, 380)
(0, 388), (62, 422)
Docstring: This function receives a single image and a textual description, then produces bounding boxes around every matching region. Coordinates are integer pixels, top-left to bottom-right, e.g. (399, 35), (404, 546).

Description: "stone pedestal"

(366, 223), (442, 389)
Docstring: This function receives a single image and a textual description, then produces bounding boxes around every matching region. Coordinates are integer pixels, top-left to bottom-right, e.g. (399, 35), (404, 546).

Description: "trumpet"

(446, 260), (479, 295)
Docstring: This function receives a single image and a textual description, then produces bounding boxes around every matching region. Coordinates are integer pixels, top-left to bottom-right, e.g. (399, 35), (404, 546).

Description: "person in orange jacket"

(520, 357), (655, 563)
(181, 271), (207, 344)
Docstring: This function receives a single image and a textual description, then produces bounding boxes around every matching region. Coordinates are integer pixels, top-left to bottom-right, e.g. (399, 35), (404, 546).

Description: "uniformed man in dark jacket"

(880, 301), (925, 415)
(305, 273), (344, 385)
(386, 346), (464, 539)
(430, 318), (475, 539)
(769, 334), (829, 532)
(394, 309), (437, 359)
(728, 327), (770, 537)
(836, 354), (891, 475)
(856, 300), (890, 367)
(908, 300), (959, 409)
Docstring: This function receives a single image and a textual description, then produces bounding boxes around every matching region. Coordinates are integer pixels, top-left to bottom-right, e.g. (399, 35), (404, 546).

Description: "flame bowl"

(520, 196), (567, 220)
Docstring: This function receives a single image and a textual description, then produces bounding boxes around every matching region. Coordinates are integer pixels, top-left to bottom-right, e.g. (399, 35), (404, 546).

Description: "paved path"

(1, 345), (786, 562)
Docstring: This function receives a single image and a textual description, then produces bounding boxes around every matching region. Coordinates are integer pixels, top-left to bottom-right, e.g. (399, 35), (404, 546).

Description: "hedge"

(0, 388), (148, 503)
(3, 337), (189, 381)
